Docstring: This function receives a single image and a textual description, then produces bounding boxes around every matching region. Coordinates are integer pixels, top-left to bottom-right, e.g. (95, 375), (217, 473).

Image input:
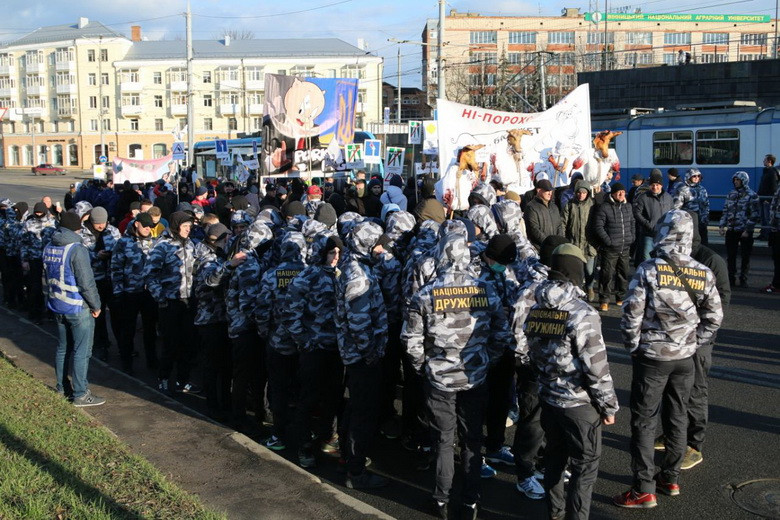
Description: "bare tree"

(214, 28), (256, 40)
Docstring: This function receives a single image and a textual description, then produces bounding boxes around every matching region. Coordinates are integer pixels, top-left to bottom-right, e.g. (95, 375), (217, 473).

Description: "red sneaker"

(655, 475), (681, 496)
(613, 489), (658, 508)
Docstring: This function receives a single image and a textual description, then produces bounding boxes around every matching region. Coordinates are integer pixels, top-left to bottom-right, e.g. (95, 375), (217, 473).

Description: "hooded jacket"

(283, 235), (341, 353)
(110, 223), (155, 295)
(192, 240), (232, 326)
(225, 223), (273, 338)
(519, 278), (618, 417)
(413, 177), (446, 224)
(684, 170), (710, 225)
(467, 204), (499, 242)
(562, 180), (598, 257)
(256, 232), (307, 354)
(21, 212), (57, 262)
(145, 216), (197, 303)
(45, 228), (101, 312)
(719, 171), (760, 233)
(592, 190), (635, 252)
(380, 185), (408, 211)
(622, 210), (723, 361)
(81, 221), (121, 282)
(402, 233), (513, 392)
(335, 220), (388, 365)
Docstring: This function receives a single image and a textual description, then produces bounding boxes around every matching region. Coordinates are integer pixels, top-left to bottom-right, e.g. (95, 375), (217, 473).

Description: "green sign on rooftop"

(584, 12), (771, 23)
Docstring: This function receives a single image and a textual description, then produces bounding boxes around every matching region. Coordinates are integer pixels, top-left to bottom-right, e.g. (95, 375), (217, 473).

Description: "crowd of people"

(1, 157), (778, 519)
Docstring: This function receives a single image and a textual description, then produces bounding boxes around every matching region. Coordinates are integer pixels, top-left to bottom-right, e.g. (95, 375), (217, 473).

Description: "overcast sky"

(1, 0), (775, 88)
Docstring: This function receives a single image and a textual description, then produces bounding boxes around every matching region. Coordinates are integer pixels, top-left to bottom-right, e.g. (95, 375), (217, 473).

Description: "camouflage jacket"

(4, 218), (26, 257)
(192, 241), (231, 325)
(384, 210), (416, 263)
(0, 206), (14, 249)
(467, 204), (499, 242)
(256, 232), (307, 354)
(509, 278), (546, 365)
(622, 210), (723, 361)
(336, 221), (388, 366)
(402, 233), (513, 392)
(305, 199), (324, 219)
(301, 219), (335, 264)
(375, 249), (404, 325)
(21, 214), (57, 261)
(110, 227), (155, 295)
(520, 279), (619, 417)
(225, 251), (263, 339)
(684, 182), (710, 225)
(719, 186), (759, 233)
(81, 222), (121, 281)
(146, 232), (196, 303)
(770, 185), (780, 232)
(283, 238), (341, 353)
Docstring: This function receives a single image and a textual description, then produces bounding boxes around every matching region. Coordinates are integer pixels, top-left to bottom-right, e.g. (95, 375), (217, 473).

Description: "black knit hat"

(60, 211), (82, 232)
(284, 201), (305, 218)
(551, 244), (586, 288)
(649, 169), (663, 185)
(540, 235), (569, 268)
(611, 182), (626, 193)
(315, 203), (338, 228)
(485, 233), (517, 265)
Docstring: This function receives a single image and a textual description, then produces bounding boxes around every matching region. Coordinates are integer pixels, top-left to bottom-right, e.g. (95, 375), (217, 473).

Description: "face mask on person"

(356, 186), (366, 197)
(490, 263), (506, 274)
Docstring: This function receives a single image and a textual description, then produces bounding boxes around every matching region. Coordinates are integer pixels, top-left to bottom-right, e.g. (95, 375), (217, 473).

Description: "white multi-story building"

(0, 18), (383, 169)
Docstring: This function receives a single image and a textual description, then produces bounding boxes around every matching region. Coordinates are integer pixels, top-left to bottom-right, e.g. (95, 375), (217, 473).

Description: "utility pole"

(30, 114), (36, 165)
(775, 0), (779, 59)
(602, 0), (608, 71)
(98, 35), (104, 164)
(186, 0), (195, 168)
(437, 0), (445, 101)
(397, 46), (402, 123)
(539, 53), (547, 110)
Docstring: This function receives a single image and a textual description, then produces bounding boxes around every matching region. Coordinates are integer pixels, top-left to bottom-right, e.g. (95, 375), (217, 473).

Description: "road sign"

(98, 155), (107, 163)
(172, 141), (186, 161)
(408, 121), (422, 145)
(364, 139), (382, 165)
(252, 139), (258, 157)
(215, 139), (229, 159)
(345, 143), (364, 169)
(385, 146), (405, 175)
(383, 107), (390, 125)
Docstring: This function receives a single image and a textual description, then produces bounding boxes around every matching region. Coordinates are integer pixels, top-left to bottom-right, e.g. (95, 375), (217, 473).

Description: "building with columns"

(0, 18), (382, 169)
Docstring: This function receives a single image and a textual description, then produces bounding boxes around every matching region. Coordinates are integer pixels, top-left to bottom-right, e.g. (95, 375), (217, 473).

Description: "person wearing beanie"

(283, 200), (306, 220)
(413, 176), (446, 224)
(516, 242), (618, 519)
(118, 201), (142, 235)
(593, 182), (635, 311)
(667, 168), (684, 198)
(363, 178), (384, 219)
(628, 173), (645, 204)
(381, 174), (408, 212)
(314, 203), (338, 230)
(146, 210), (198, 394)
(562, 179), (598, 301)
(633, 169), (672, 264)
(719, 170), (760, 287)
(81, 206), (122, 361)
(191, 185), (212, 212)
(44, 209), (104, 407)
(284, 234), (345, 466)
(525, 178), (563, 252)
(21, 200), (57, 322)
(616, 210), (722, 509)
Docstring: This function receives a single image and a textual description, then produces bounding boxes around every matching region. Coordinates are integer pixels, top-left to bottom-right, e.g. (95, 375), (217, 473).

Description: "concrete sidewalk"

(0, 306), (392, 520)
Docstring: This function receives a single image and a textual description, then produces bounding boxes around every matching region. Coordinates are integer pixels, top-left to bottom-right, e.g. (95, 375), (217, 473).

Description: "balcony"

(246, 79), (263, 90)
(356, 102), (365, 113)
(26, 85), (46, 96)
(58, 106), (76, 117)
(120, 81), (143, 92)
(220, 103), (239, 115)
(55, 60), (75, 71)
(248, 103), (263, 115)
(121, 105), (144, 117)
(56, 84), (78, 95)
(0, 64), (15, 75)
(218, 79), (240, 90)
(169, 80), (187, 91)
(0, 85), (16, 97)
(170, 103), (187, 116)
(25, 62), (45, 74)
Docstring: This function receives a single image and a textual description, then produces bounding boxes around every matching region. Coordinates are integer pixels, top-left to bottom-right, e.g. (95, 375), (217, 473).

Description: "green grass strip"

(0, 355), (226, 520)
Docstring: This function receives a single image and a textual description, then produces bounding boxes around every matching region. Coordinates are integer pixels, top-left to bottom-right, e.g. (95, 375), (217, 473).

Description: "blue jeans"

(635, 236), (654, 265)
(55, 308), (95, 399)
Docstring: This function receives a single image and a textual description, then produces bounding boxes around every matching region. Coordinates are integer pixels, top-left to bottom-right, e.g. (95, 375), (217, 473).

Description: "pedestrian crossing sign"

(345, 143), (364, 169)
(172, 141), (186, 161)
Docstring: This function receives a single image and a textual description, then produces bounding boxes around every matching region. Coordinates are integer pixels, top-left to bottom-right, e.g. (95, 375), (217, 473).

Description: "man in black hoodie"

(44, 211), (104, 407)
(413, 176), (446, 224)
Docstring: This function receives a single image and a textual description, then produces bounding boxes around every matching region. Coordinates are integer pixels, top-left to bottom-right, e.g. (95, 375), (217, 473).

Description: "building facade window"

(130, 118), (139, 131)
(470, 31), (497, 44)
(586, 32), (614, 44)
(203, 94), (213, 107)
(87, 50), (95, 62)
(664, 32), (691, 45)
(155, 118), (163, 131)
(548, 32), (575, 44)
(252, 117), (262, 130)
(102, 119), (110, 131)
(153, 72), (162, 84)
(154, 95), (163, 108)
(153, 143), (167, 158)
(52, 144), (63, 165)
(508, 31), (536, 44)
(101, 73), (109, 85)
(626, 32), (652, 45)
(702, 33), (729, 45)
(741, 33), (768, 46)
(203, 71), (212, 83)
(203, 117), (213, 130)
(128, 143), (142, 158)
(90, 119), (98, 131)
(100, 49), (108, 62)
(89, 96), (97, 109)
(102, 96), (110, 108)
(228, 117), (237, 130)
(88, 73), (96, 85)
(68, 144), (78, 166)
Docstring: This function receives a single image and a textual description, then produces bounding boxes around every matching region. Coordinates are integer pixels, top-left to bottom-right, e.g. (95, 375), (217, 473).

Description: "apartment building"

(421, 8), (777, 109)
(382, 82), (431, 121)
(0, 18), (382, 169)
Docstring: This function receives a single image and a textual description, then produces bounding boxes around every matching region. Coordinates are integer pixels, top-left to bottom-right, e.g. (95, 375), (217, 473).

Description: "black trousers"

(426, 381), (487, 505)
(771, 231), (780, 287)
(485, 350), (516, 453)
(401, 352), (430, 446)
(699, 221), (709, 245)
(94, 278), (121, 350)
(342, 361), (382, 475)
(26, 258), (44, 320)
(158, 299), (195, 383)
(541, 403), (602, 520)
(685, 343), (713, 451)
(725, 229), (754, 282)
(380, 321), (403, 421)
(0, 249), (8, 303)
(5, 255), (25, 308)
(599, 247), (630, 304)
(231, 330), (267, 426)
(295, 349), (344, 448)
(116, 291), (158, 371)
(267, 348), (299, 442)
(630, 355), (694, 493)
(198, 323), (232, 418)
(512, 366), (544, 480)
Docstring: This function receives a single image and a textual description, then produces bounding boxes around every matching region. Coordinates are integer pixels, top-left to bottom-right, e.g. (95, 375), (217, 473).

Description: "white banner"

(436, 85), (593, 205)
(112, 154), (174, 185)
(422, 121), (438, 155)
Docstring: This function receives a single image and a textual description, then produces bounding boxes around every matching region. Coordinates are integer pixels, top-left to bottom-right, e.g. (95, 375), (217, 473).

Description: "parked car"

(32, 164), (67, 176)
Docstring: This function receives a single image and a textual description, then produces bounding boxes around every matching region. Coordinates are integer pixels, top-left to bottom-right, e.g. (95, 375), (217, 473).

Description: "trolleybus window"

(653, 131), (693, 165)
(695, 129), (739, 164)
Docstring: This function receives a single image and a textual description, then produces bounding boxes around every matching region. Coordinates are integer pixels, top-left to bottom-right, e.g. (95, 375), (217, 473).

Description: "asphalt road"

(1, 169), (778, 520)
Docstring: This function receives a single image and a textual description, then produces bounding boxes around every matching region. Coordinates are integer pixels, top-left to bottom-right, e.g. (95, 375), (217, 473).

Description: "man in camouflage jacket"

(146, 211), (197, 393)
(719, 171), (760, 286)
(4, 203), (28, 308)
(518, 244), (618, 519)
(21, 202), (57, 321)
(615, 210), (722, 509)
(402, 232), (513, 517)
(336, 220), (388, 489)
